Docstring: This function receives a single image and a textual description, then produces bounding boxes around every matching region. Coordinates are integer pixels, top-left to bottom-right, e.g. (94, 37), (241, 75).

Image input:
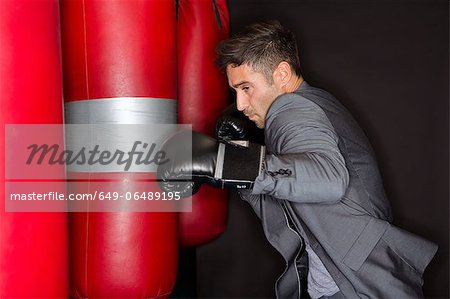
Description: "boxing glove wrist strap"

(214, 141), (266, 189)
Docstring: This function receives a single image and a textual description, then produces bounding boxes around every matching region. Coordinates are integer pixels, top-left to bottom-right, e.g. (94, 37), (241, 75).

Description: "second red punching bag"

(177, 0), (231, 246)
(61, 1), (178, 297)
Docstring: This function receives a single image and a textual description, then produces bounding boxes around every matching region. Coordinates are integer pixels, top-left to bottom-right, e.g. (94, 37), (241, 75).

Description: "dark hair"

(216, 20), (302, 82)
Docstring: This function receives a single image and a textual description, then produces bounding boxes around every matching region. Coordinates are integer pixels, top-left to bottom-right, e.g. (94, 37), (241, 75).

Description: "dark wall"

(197, 1), (449, 298)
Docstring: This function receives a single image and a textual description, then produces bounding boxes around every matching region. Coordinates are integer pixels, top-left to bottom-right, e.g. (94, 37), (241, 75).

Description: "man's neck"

(286, 75), (304, 93)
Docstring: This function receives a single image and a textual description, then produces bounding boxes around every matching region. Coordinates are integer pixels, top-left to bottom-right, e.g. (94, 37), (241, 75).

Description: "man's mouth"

(244, 110), (257, 122)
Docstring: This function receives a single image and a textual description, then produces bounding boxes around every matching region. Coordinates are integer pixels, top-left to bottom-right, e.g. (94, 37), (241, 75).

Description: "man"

(158, 20), (437, 298)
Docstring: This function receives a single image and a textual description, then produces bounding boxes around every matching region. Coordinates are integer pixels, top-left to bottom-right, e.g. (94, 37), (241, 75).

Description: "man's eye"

(242, 87), (249, 91)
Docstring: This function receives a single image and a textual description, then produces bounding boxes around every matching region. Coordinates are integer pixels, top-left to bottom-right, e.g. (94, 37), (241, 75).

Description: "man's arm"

(252, 94), (349, 204)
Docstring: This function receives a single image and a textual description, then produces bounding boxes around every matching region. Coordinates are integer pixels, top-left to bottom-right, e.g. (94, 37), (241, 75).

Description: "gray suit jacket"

(240, 82), (437, 298)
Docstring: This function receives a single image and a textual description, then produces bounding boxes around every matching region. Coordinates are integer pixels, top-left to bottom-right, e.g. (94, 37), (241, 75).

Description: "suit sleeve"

(252, 94), (349, 204)
(238, 189), (262, 219)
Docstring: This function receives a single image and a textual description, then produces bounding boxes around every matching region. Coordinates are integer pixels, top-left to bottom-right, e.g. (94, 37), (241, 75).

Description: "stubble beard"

(254, 118), (264, 129)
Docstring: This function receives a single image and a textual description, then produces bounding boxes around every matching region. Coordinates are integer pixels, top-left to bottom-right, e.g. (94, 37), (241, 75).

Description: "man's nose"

(236, 94), (247, 112)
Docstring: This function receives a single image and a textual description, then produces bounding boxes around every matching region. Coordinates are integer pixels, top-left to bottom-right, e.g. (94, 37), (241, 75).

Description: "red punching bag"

(0, 0), (68, 297)
(61, 1), (178, 297)
(177, 0), (231, 246)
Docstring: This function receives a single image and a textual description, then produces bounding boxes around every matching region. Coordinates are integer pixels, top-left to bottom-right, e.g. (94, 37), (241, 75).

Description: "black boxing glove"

(157, 130), (265, 198)
(216, 103), (265, 145)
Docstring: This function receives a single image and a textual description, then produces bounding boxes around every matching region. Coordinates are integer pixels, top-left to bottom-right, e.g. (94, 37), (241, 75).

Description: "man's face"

(226, 64), (282, 128)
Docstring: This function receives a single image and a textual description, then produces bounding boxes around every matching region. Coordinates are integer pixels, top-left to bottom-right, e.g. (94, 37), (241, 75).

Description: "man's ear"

(273, 61), (292, 88)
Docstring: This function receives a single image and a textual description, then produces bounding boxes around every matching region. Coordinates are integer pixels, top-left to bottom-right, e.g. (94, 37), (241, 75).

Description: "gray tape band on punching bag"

(65, 97), (177, 124)
(64, 97), (184, 173)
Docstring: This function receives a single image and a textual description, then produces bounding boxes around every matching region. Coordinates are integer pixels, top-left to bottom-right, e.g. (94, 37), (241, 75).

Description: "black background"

(195, 1), (448, 298)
